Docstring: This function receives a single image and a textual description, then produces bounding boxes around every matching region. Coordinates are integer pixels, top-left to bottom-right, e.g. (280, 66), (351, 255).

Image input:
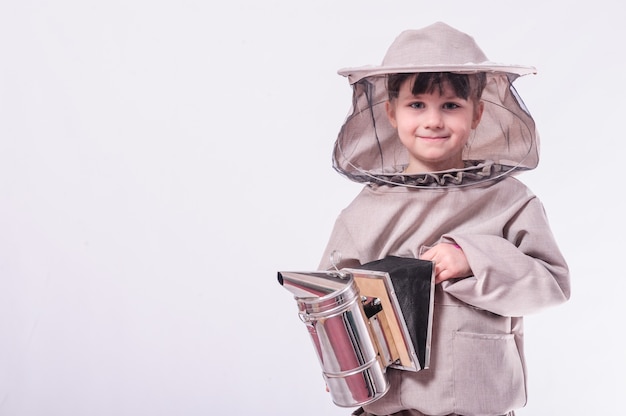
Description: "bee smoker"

(278, 256), (434, 408)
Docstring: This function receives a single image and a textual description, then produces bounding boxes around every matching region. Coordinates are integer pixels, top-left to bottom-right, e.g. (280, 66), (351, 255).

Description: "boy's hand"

(419, 243), (472, 284)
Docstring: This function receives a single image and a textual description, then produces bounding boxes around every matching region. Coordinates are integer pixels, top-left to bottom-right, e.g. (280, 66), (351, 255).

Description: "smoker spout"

(277, 271), (352, 299)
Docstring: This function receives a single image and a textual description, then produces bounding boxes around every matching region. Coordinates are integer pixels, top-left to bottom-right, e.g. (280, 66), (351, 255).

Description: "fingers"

(433, 263), (448, 284)
(434, 267), (454, 284)
(422, 242), (470, 283)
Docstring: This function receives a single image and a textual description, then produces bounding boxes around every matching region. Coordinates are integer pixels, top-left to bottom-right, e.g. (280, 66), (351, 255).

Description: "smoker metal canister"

(278, 271), (389, 407)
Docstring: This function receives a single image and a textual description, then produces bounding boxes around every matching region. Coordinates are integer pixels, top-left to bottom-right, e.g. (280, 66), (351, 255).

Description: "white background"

(1, 1), (624, 415)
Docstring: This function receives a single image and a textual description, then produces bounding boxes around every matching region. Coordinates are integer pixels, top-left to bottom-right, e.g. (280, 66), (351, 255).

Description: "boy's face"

(385, 78), (484, 174)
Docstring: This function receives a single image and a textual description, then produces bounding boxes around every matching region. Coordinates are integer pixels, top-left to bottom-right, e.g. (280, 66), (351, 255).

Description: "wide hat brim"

(338, 63), (536, 84)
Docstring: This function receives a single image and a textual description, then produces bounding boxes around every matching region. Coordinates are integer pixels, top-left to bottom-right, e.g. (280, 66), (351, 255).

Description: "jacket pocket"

(453, 331), (526, 415)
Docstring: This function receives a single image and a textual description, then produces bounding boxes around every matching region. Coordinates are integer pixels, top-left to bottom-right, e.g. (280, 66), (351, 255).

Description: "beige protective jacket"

(318, 176), (570, 416)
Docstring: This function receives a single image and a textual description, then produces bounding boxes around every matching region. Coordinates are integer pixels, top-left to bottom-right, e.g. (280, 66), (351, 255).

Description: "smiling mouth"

(418, 136), (448, 140)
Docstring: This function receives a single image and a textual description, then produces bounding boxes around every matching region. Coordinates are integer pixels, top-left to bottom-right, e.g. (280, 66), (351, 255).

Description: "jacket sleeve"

(442, 197), (570, 317)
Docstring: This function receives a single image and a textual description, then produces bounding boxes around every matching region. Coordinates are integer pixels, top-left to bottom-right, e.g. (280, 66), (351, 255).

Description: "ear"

(385, 100), (397, 128)
(471, 101), (484, 129)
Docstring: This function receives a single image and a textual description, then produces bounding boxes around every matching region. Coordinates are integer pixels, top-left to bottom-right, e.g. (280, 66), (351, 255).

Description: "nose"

(423, 108), (444, 129)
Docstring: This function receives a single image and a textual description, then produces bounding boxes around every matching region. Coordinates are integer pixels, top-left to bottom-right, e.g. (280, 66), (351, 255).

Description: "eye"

(442, 102), (461, 110)
(409, 101), (425, 109)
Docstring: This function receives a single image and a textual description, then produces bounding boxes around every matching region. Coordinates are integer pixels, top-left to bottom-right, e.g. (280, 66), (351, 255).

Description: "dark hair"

(386, 72), (487, 102)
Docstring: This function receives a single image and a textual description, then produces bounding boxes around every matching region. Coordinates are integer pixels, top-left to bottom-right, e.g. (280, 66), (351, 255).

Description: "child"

(318, 22), (570, 416)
